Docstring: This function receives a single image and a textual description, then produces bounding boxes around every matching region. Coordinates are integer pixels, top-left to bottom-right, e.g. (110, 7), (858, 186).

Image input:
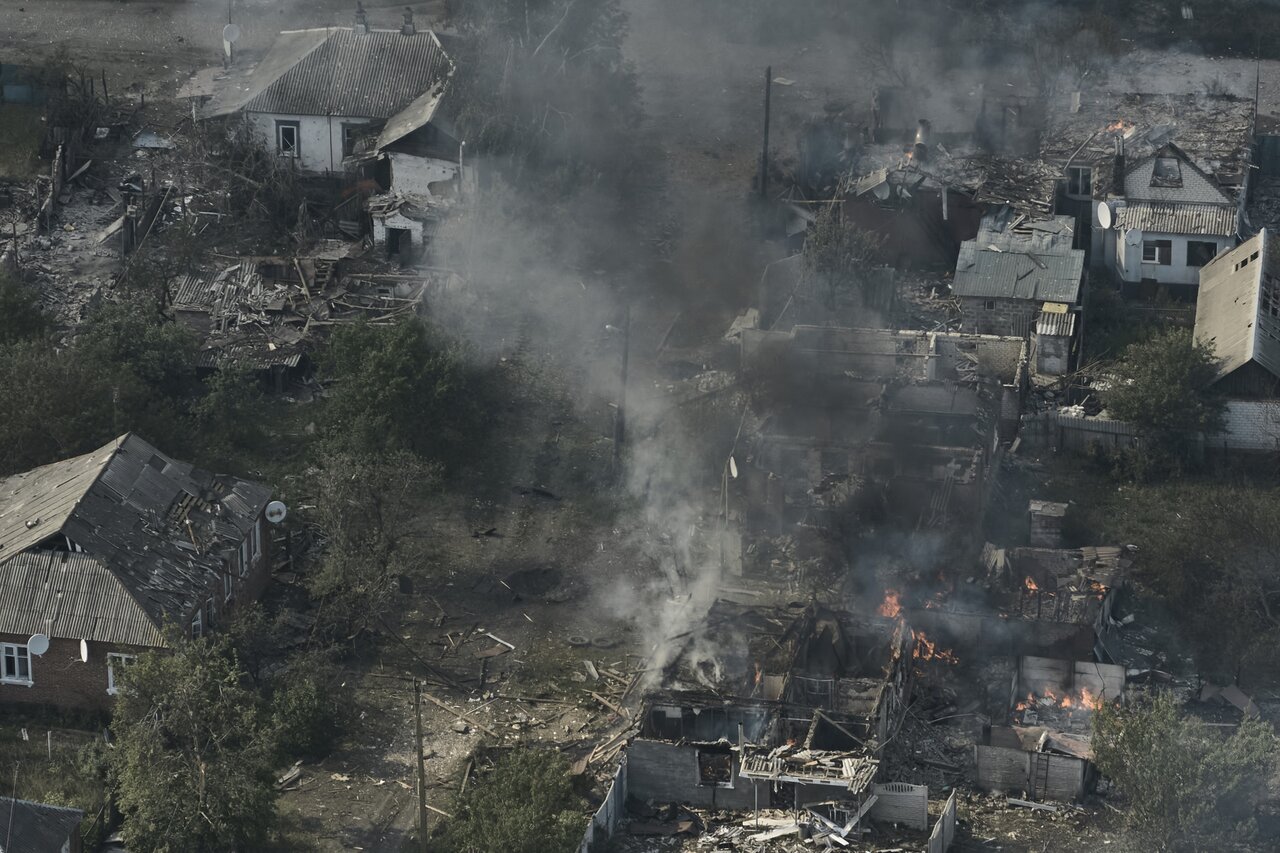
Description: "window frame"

(224, 567), (234, 602)
(1186, 240), (1218, 268)
(276, 120), (300, 158)
(191, 607), (203, 639)
(1066, 166), (1092, 198)
(106, 653), (136, 696)
(1, 643), (32, 686)
(240, 536), (251, 577)
(341, 122), (363, 157)
(1142, 239), (1172, 266)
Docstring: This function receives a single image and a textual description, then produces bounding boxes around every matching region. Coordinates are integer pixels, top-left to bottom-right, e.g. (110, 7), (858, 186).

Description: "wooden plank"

(419, 690), (499, 737)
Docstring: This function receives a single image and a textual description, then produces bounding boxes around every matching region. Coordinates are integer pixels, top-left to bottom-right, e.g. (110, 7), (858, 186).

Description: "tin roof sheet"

(1117, 201), (1237, 237)
(953, 243), (1084, 302)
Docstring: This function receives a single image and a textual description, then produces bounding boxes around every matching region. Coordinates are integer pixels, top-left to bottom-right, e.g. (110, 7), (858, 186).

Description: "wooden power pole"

(414, 679), (428, 853)
(760, 66), (772, 199)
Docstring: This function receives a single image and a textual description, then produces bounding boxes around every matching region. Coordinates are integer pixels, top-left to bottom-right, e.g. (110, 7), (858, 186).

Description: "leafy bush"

(270, 651), (345, 761)
(440, 749), (584, 853)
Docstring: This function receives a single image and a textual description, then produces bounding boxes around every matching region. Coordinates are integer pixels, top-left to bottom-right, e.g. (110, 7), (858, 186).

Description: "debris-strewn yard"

(0, 104), (44, 179)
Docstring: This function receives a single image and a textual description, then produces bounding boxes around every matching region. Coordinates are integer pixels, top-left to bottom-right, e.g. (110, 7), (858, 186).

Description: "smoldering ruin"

(4, 0), (1280, 851)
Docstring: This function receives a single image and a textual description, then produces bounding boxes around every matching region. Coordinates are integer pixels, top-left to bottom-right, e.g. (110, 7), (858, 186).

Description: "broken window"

(1066, 166), (1092, 198)
(276, 120), (300, 158)
(1187, 241), (1218, 268)
(224, 563), (234, 602)
(342, 123), (363, 157)
(191, 607), (203, 639)
(1152, 157), (1182, 187)
(984, 300), (996, 310)
(1142, 240), (1172, 265)
(1263, 275), (1280, 320)
(696, 747), (734, 788)
(1, 644), (31, 685)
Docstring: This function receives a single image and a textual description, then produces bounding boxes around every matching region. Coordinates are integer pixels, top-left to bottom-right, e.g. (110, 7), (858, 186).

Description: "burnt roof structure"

(0, 434), (271, 647)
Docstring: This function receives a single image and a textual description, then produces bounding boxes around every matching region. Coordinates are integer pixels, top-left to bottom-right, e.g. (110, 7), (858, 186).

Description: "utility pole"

(612, 304), (630, 476)
(759, 66), (772, 200)
(414, 679), (428, 853)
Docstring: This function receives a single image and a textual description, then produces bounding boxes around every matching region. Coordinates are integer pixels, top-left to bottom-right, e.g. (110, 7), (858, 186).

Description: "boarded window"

(1142, 240), (1172, 265)
(1187, 241), (1218, 268)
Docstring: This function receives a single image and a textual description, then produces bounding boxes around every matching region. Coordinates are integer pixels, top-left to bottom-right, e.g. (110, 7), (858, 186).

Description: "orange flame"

(912, 630), (958, 665)
(1105, 119), (1135, 135)
(877, 589), (902, 619)
(1024, 576), (1039, 592)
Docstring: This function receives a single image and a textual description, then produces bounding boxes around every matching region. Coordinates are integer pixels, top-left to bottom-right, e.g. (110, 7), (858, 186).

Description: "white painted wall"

(389, 151), (459, 195)
(245, 112), (374, 175)
(1210, 400), (1280, 452)
(371, 209), (424, 249)
(1112, 229), (1232, 286)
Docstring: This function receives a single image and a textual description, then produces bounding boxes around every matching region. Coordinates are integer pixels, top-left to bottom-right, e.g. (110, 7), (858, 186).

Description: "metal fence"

(577, 753), (628, 853)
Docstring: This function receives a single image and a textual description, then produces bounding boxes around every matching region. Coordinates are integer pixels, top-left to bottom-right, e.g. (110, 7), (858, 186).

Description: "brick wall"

(1211, 400), (1280, 452)
(959, 297), (1037, 337)
(0, 634), (149, 713)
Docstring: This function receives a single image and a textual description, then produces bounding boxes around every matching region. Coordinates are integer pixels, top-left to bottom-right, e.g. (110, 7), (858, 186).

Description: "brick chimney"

(401, 6), (416, 35)
(353, 1), (369, 34)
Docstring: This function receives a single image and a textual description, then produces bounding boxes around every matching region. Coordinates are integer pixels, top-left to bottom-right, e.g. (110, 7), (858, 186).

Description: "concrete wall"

(1113, 228), (1231, 287)
(868, 782), (928, 830)
(389, 151), (458, 194)
(627, 740), (763, 810)
(1035, 332), (1071, 376)
(246, 111), (374, 175)
(974, 741), (1087, 801)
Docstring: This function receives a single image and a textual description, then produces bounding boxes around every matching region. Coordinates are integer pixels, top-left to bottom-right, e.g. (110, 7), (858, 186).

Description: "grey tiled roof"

(206, 27), (451, 120)
(953, 242), (1084, 303)
(0, 797), (83, 853)
(0, 435), (271, 645)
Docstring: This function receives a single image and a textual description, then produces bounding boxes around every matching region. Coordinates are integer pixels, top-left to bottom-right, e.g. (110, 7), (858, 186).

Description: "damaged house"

(974, 654), (1125, 802)
(0, 434), (271, 711)
(190, 5), (466, 260)
(951, 209), (1084, 338)
(1041, 92), (1253, 296)
(629, 601), (911, 819)
(734, 325), (1027, 556)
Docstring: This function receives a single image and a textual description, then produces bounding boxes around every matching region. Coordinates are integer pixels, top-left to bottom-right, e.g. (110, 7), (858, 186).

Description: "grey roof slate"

(953, 242), (1084, 303)
(1123, 145), (1233, 206)
(1117, 201), (1237, 237)
(0, 797), (83, 853)
(0, 435), (271, 645)
(203, 27), (451, 121)
(1195, 229), (1280, 383)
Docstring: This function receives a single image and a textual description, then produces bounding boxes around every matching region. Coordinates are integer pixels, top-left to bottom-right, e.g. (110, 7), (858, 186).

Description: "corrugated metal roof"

(1195, 229), (1280, 382)
(953, 242), (1084, 302)
(0, 552), (164, 647)
(1117, 201), (1236, 236)
(0, 797), (84, 853)
(0, 435), (271, 641)
(239, 28), (451, 119)
(1036, 311), (1076, 338)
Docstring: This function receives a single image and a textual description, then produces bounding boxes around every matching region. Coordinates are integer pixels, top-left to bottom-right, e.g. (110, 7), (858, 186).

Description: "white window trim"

(224, 569), (234, 602)
(107, 653), (136, 696)
(1066, 165), (1092, 199)
(239, 536), (251, 578)
(276, 121), (300, 158)
(191, 608), (203, 639)
(1, 643), (33, 686)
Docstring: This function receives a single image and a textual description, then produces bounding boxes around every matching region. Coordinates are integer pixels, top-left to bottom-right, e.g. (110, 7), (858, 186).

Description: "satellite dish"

(27, 634), (49, 656)
(729, 456), (739, 479)
(1096, 200), (1114, 231)
(80, 639), (90, 663)
(222, 23), (242, 44)
(1125, 228), (1143, 247)
(265, 500), (288, 525)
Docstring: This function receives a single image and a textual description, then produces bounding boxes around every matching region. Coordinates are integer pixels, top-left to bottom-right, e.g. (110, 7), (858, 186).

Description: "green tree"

(0, 271), (48, 345)
(307, 451), (442, 637)
(321, 318), (481, 461)
(450, 0), (639, 191)
(1093, 692), (1278, 850)
(441, 748), (584, 853)
(109, 636), (278, 853)
(801, 204), (884, 313)
(1102, 328), (1225, 475)
(78, 297), (198, 400)
(192, 361), (267, 465)
(0, 339), (116, 475)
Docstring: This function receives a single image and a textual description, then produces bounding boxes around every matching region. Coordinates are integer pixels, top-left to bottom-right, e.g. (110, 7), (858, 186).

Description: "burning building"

(974, 654), (1125, 802)
(627, 601), (913, 812)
